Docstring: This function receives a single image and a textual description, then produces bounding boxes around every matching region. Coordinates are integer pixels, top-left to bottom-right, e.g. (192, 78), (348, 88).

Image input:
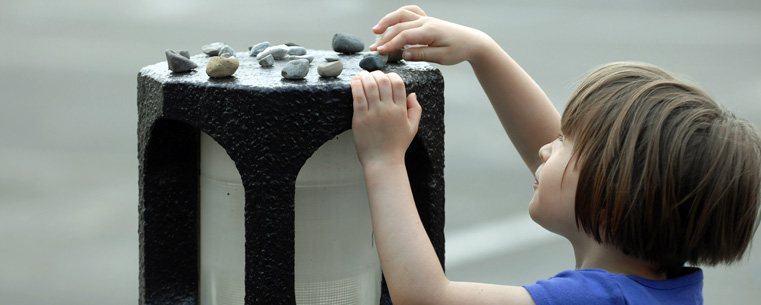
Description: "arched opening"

(294, 130), (382, 304)
(199, 131), (245, 305)
(197, 129), (382, 305)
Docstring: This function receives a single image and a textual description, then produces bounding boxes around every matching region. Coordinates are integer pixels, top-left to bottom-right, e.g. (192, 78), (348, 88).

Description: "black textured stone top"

(140, 49), (438, 89)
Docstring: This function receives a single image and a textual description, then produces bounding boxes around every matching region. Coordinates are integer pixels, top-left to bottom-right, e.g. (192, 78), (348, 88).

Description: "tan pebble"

(206, 56), (239, 78)
(317, 61), (343, 78)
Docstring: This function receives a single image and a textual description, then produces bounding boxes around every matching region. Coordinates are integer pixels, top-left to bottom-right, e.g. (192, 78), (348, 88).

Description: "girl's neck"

(571, 236), (666, 280)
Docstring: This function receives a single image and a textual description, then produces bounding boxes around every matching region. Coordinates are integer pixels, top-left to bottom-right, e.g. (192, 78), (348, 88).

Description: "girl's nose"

(538, 142), (552, 162)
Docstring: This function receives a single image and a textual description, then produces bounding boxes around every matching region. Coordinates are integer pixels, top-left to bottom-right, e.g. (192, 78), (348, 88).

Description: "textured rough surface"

(137, 49), (445, 305)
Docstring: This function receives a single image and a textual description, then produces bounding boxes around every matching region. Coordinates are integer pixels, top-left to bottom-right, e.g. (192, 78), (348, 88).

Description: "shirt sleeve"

(523, 270), (626, 305)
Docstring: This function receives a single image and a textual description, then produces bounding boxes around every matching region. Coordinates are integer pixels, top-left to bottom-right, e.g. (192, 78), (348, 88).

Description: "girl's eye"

(557, 135), (564, 142)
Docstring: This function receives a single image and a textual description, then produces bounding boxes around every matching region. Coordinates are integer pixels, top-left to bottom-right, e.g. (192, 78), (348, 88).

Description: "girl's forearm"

(469, 38), (561, 173)
(362, 162), (448, 305)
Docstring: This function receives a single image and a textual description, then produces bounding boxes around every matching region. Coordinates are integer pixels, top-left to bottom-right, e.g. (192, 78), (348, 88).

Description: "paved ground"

(1, 0), (759, 304)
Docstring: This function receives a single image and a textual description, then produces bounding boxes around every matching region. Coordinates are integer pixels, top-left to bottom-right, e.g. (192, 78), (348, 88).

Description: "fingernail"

(377, 45), (385, 52)
(404, 51), (412, 60)
(373, 24), (381, 31)
(369, 43), (376, 49)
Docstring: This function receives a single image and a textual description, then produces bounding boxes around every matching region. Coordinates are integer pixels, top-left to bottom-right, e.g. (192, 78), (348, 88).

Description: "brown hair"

(561, 62), (761, 275)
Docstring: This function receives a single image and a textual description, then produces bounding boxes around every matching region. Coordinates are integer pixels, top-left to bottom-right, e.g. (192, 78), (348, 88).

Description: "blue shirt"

(523, 268), (703, 304)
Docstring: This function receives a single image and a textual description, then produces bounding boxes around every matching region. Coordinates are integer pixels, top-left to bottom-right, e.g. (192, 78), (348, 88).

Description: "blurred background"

(1, 0), (760, 304)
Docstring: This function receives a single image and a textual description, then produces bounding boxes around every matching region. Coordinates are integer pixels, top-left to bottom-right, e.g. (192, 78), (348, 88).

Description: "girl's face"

(529, 136), (580, 238)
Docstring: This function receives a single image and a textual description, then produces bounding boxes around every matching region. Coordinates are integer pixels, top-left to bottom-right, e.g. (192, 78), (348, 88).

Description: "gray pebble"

(324, 54), (340, 62)
(285, 42), (300, 46)
(364, 51), (388, 65)
(202, 42), (226, 56)
(317, 61), (343, 78)
(288, 46), (307, 56)
(249, 41), (271, 56)
(218, 45), (236, 58)
(257, 45), (289, 60)
(178, 50), (190, 59)
(332, 33), (364, 54)
(387, 48), (404, 63)
(287, 55), (314, 63)
(258, 54), (274, 67)
(281, 59), (310, 80)
(206, 56), (239, 78)
(165, 49), (198, 73)
(359, 55), (385, 71)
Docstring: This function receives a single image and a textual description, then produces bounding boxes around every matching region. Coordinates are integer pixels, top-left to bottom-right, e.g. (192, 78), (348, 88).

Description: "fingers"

(400, 45), (450, 63)
(377, 22), (436, 56)
(373, 5), (426, 34)
(358, 70), (380, 105)
(407, 92), (423, 132)
(351, 74), (368, 116)
(355, 71), (410, 110)
(387, 73), (407, 106)
(401, 5), (426, 16)
(370, 71), (393, 103)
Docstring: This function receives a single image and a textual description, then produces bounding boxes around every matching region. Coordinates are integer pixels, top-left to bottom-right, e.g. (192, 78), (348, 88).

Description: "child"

(350, 5), (761, 305)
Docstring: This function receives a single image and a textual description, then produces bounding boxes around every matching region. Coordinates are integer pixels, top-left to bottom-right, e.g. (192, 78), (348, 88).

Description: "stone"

(284, 42), (299, 46)
(364, 51), (388, 65)
(317, 61), (343, 78)
(359, 52), (388, 71)
(281, 59), (310, 80)
(219, 45), (236, 58)
(387, 48), (404, 63)
(258, 54), (274, 67)
(206, 56), (239, 78)
(288, 46), (307, 56)
(249, 41), (271, 57)
(179, 50), (190, 59)
(332, 33), (364, 54)
(257, 45), (289, 60)
(324, 54), (340, 62)
(202, 42), (226, 56)
(165, 49), (198, 73)
(287, 55), (314, 63)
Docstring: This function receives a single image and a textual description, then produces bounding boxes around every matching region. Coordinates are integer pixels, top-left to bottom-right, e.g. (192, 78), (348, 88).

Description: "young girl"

(350, 5), (761, 305)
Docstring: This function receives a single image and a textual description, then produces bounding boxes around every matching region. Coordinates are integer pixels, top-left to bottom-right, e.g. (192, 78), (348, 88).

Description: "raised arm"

(351, 71), (535, 305)
(372, 5), (560, 172)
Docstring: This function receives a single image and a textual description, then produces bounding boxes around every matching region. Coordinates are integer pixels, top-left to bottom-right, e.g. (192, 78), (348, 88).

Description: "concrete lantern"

(137, 50), (445, 304)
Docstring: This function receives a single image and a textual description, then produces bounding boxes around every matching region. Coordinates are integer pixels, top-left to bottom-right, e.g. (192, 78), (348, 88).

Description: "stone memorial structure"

(137, 49), (445, 304)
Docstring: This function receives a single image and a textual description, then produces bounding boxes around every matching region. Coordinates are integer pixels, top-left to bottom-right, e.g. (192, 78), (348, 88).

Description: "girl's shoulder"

(523, 268), (703, 305)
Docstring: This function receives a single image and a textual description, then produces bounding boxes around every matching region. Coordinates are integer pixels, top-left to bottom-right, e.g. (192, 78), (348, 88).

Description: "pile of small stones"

(164, 32), (405, 80)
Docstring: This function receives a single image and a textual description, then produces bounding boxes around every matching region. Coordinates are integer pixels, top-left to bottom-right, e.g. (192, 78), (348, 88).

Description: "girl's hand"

(370, 5), (492, 66)
(351, 70), (422, 169)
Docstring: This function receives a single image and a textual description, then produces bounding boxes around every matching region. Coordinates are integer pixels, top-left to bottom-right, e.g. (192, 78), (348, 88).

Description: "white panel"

(295, 131), (381, 305)
(200, 132), (245, 305)
(199, 130), (381, 304)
